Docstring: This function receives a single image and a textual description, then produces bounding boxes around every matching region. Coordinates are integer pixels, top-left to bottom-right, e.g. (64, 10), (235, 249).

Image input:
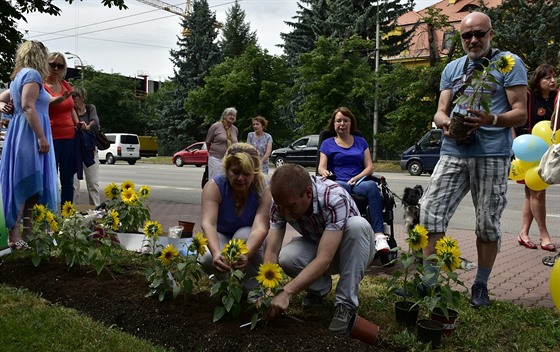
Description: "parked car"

(400, 129), (442, 176)
(270, 134), (319, 168)
(172, 142), (208, 167)
(98, 133), (141, 165)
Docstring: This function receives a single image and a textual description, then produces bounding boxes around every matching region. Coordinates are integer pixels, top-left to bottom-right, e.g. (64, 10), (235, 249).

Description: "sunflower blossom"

(438, 247), (462, 272)
(496, 54), (515, 74)
(46, 211), (58, 232)
(144, 220), (163, 238)
(222, 238), (249, 263)
(61, 201), (75, 218)
(435, 236), (459, 255)
(104, 183), (120, 200)
(121, 180), (135, 191)
(190, 231), (208, 256)
(406, 224), (428, 251)
(256, 262), (283, 289)
(121, 188), (138, 205)
(109, 209), (120, 230)
(32, 204), (46, 222)
(159, 244), (179, 266)
(139, 186), (151, 198)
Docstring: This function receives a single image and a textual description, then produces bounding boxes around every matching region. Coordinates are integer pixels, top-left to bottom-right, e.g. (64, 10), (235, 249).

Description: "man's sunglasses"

(49, 62), (65, 70)
(460, 29), (490, 40)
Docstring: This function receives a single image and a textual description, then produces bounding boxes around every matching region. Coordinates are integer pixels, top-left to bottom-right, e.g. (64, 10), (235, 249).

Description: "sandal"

(543, 254), (559, 267)
(8, 240), (30, 251)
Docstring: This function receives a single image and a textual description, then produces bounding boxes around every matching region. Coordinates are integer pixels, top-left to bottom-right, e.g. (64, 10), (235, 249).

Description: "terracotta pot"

(348, 314), (379, 346)
(394, 301), (420, 327)
(430, 307), (459, 336)
(416, 319), (444, 347)
(178, 220), (195, 238)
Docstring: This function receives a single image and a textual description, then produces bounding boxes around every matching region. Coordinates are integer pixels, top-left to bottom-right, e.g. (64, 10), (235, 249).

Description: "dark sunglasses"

(49, 62), (65, 70)
(460, 29), (490, 40)
(71, 93), (80, 98)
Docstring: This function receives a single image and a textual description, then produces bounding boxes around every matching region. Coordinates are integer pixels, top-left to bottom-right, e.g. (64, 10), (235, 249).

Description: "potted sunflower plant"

(103, 180), (151, 233)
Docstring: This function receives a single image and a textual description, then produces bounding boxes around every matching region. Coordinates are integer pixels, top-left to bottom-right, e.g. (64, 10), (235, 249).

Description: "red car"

(172, 142), (208, 167)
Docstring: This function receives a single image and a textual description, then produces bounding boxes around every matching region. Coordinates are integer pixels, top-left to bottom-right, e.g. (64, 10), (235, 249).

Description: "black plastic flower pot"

(417, 319), (444, 348)
(394, 301), (420, 328)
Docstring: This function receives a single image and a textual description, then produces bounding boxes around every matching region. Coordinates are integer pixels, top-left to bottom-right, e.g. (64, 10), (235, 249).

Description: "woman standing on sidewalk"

(205, 107), (238, 180)
(516, 64), (557, 252)
(247, 115), (273, 174)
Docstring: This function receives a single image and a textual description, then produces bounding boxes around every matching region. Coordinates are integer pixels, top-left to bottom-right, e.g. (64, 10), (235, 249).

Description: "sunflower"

(256, 262), (283, 289)
(121, 188), (138, 205)
(435, 236), (459, 255)
(104, 183), (120, 200)
(496, 54), (515, 74)
(46, 211), (58, 232)
(61, 201), (75, 218)
(222, 238), (249, 263)
(121, 180), (135, 191)
(32, 204), (46, 222)
(144, 220), (163, 238)
(139, 186), (151, 198)
(109, 209), (120, 230)
(190, 231), (208, 256)
(159, 244), (179, 266)
(406, 224), (429, 251)
(438, 246), (462, 272)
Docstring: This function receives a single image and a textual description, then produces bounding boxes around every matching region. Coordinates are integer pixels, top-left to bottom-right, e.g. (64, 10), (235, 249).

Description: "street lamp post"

(64, 52), (83, 80)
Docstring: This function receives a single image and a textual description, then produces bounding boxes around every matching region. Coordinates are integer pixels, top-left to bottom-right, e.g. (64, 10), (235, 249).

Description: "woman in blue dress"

(247, 116), (273, 174)
(0, 40), (59, 249)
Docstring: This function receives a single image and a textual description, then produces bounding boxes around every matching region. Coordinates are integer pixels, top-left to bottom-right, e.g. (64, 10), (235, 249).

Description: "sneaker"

(470, 282), (491, 308)
(375, 233), (390, 253)
(328, 305), (356, 334)
(302, 291), (325, 309)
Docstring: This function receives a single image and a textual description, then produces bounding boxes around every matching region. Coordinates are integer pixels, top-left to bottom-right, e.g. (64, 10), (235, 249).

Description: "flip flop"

(8, 240), (30, 251)
(542, 254), (559, 267)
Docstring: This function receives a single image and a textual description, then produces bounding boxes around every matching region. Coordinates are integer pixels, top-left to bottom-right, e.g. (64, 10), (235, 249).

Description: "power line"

(26, 30), (174, 49)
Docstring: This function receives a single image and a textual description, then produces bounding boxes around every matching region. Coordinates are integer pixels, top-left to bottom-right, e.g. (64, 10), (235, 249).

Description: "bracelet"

(492, 114), (499, 126)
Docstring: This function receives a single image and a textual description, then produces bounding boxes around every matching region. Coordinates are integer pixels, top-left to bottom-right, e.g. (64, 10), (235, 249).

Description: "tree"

(185, 45), (293, 145)
(484, 0), (560, 71)
(0, 0), (127, 83)
(292, 36), (376, 141)
(219, 0), (257, 58)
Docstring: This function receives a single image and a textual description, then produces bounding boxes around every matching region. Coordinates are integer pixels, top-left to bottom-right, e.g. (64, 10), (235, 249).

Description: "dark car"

(400, 129), (442, 176)
(172, 142), (208, 167)
(270, 134), (319, 168)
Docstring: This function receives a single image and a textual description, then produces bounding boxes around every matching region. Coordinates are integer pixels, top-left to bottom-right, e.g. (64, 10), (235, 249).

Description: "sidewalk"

(147, 198), (557, 311)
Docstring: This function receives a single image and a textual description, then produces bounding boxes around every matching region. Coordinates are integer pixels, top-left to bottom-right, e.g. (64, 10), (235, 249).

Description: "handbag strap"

(553, 95), (559, 143)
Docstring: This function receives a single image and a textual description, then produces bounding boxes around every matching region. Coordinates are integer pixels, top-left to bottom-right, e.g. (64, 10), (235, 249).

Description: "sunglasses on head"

(49, 62), (65, 70)
(460, 29), (490, 40)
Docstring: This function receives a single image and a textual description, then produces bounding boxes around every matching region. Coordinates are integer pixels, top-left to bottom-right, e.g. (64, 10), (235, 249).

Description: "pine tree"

(219, 0), (258, 58)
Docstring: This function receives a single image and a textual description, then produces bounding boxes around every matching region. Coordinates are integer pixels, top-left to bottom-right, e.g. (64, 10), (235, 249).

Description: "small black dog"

(402, 185), (423, 232)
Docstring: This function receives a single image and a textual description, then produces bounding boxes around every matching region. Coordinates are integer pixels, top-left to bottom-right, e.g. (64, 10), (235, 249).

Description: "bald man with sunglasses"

(421, 12), (527, 309)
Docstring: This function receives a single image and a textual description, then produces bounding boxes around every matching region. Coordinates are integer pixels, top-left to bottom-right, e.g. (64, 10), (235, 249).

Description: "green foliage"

(485, 0), (560, 71)
(210, 269), (245, 322)
(220, 0), (257, 58)
(103, 182), (152, 234)
(293, 36), (375, 138)
(0, 0), (126, 83)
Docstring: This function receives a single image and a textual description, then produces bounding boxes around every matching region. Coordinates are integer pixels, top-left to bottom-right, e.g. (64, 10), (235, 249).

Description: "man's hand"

(266, 290), (292, 321)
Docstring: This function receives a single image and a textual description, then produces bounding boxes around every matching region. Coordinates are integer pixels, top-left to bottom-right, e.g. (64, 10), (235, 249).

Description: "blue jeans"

(337, 180), (384, 233)
(54, 138), (76, 206)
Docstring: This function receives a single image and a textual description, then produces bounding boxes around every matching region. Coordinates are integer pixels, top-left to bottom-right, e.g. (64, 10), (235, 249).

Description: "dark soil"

(0, 257), (394, 351)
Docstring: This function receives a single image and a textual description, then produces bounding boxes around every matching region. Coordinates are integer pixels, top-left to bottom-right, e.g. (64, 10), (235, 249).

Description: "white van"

(99, 133), (141, 165)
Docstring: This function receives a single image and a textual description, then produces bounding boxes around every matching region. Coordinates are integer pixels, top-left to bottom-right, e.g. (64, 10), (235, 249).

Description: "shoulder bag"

(537, 98), (560, 184)
(83, 105), (110, 150)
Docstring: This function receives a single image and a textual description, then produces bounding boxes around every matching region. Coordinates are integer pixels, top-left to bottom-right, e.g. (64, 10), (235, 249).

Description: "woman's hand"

(212, 253), (231, 273)
(37, 136), (49, 154)
(1, 100), (14, 115)
(231, 254), (249, 271)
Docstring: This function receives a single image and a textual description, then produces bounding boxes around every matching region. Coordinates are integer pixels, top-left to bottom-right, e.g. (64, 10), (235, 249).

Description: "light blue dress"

(0, 68), (59, 229)
(247, 131), (272, 174)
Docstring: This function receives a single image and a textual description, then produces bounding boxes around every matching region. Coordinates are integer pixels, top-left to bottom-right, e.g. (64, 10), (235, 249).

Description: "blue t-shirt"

(319, 136), (369, 182)
(440, 50), (527, 157)
(214, 175), (260, 238)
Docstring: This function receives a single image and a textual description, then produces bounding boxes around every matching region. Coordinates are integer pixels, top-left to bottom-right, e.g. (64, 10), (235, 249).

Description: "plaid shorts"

(419, 155), (510, 242)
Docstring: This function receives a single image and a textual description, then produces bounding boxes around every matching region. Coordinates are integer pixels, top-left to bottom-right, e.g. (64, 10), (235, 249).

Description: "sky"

(17, 0), (440, 82)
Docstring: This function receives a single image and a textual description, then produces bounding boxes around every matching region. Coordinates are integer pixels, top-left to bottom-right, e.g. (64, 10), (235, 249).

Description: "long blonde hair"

(222, 143), (266, 194)
(10, 41), (49, 80)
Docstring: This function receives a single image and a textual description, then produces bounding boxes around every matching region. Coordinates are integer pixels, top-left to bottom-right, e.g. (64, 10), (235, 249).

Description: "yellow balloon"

(550, 258), (560, 311)
(509, 158), (526, 181)
(525, 167), (549, 191)
(555, 130), (560, 144)
(519, 160), (539, 171)
(532, 120), (553, 145)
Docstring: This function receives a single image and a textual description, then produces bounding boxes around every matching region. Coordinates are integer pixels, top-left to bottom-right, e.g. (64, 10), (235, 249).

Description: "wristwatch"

(492, 114), (499, 126)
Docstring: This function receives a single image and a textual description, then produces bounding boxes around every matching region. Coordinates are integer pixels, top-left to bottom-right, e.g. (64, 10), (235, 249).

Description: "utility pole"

(372, 2), (381, 162)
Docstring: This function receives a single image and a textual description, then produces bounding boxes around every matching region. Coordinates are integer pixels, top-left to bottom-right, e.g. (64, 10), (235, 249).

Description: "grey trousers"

(199, 226), (264, 291)
(278, 216), (376, 310)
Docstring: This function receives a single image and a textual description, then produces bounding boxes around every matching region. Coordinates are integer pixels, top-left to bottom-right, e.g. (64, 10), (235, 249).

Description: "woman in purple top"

(317, 107), (389, 253)
(199, 142), (271, 291)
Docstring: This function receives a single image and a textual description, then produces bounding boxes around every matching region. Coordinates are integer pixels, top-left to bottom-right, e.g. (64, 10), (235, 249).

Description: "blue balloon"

(512, 134), (550, 162)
